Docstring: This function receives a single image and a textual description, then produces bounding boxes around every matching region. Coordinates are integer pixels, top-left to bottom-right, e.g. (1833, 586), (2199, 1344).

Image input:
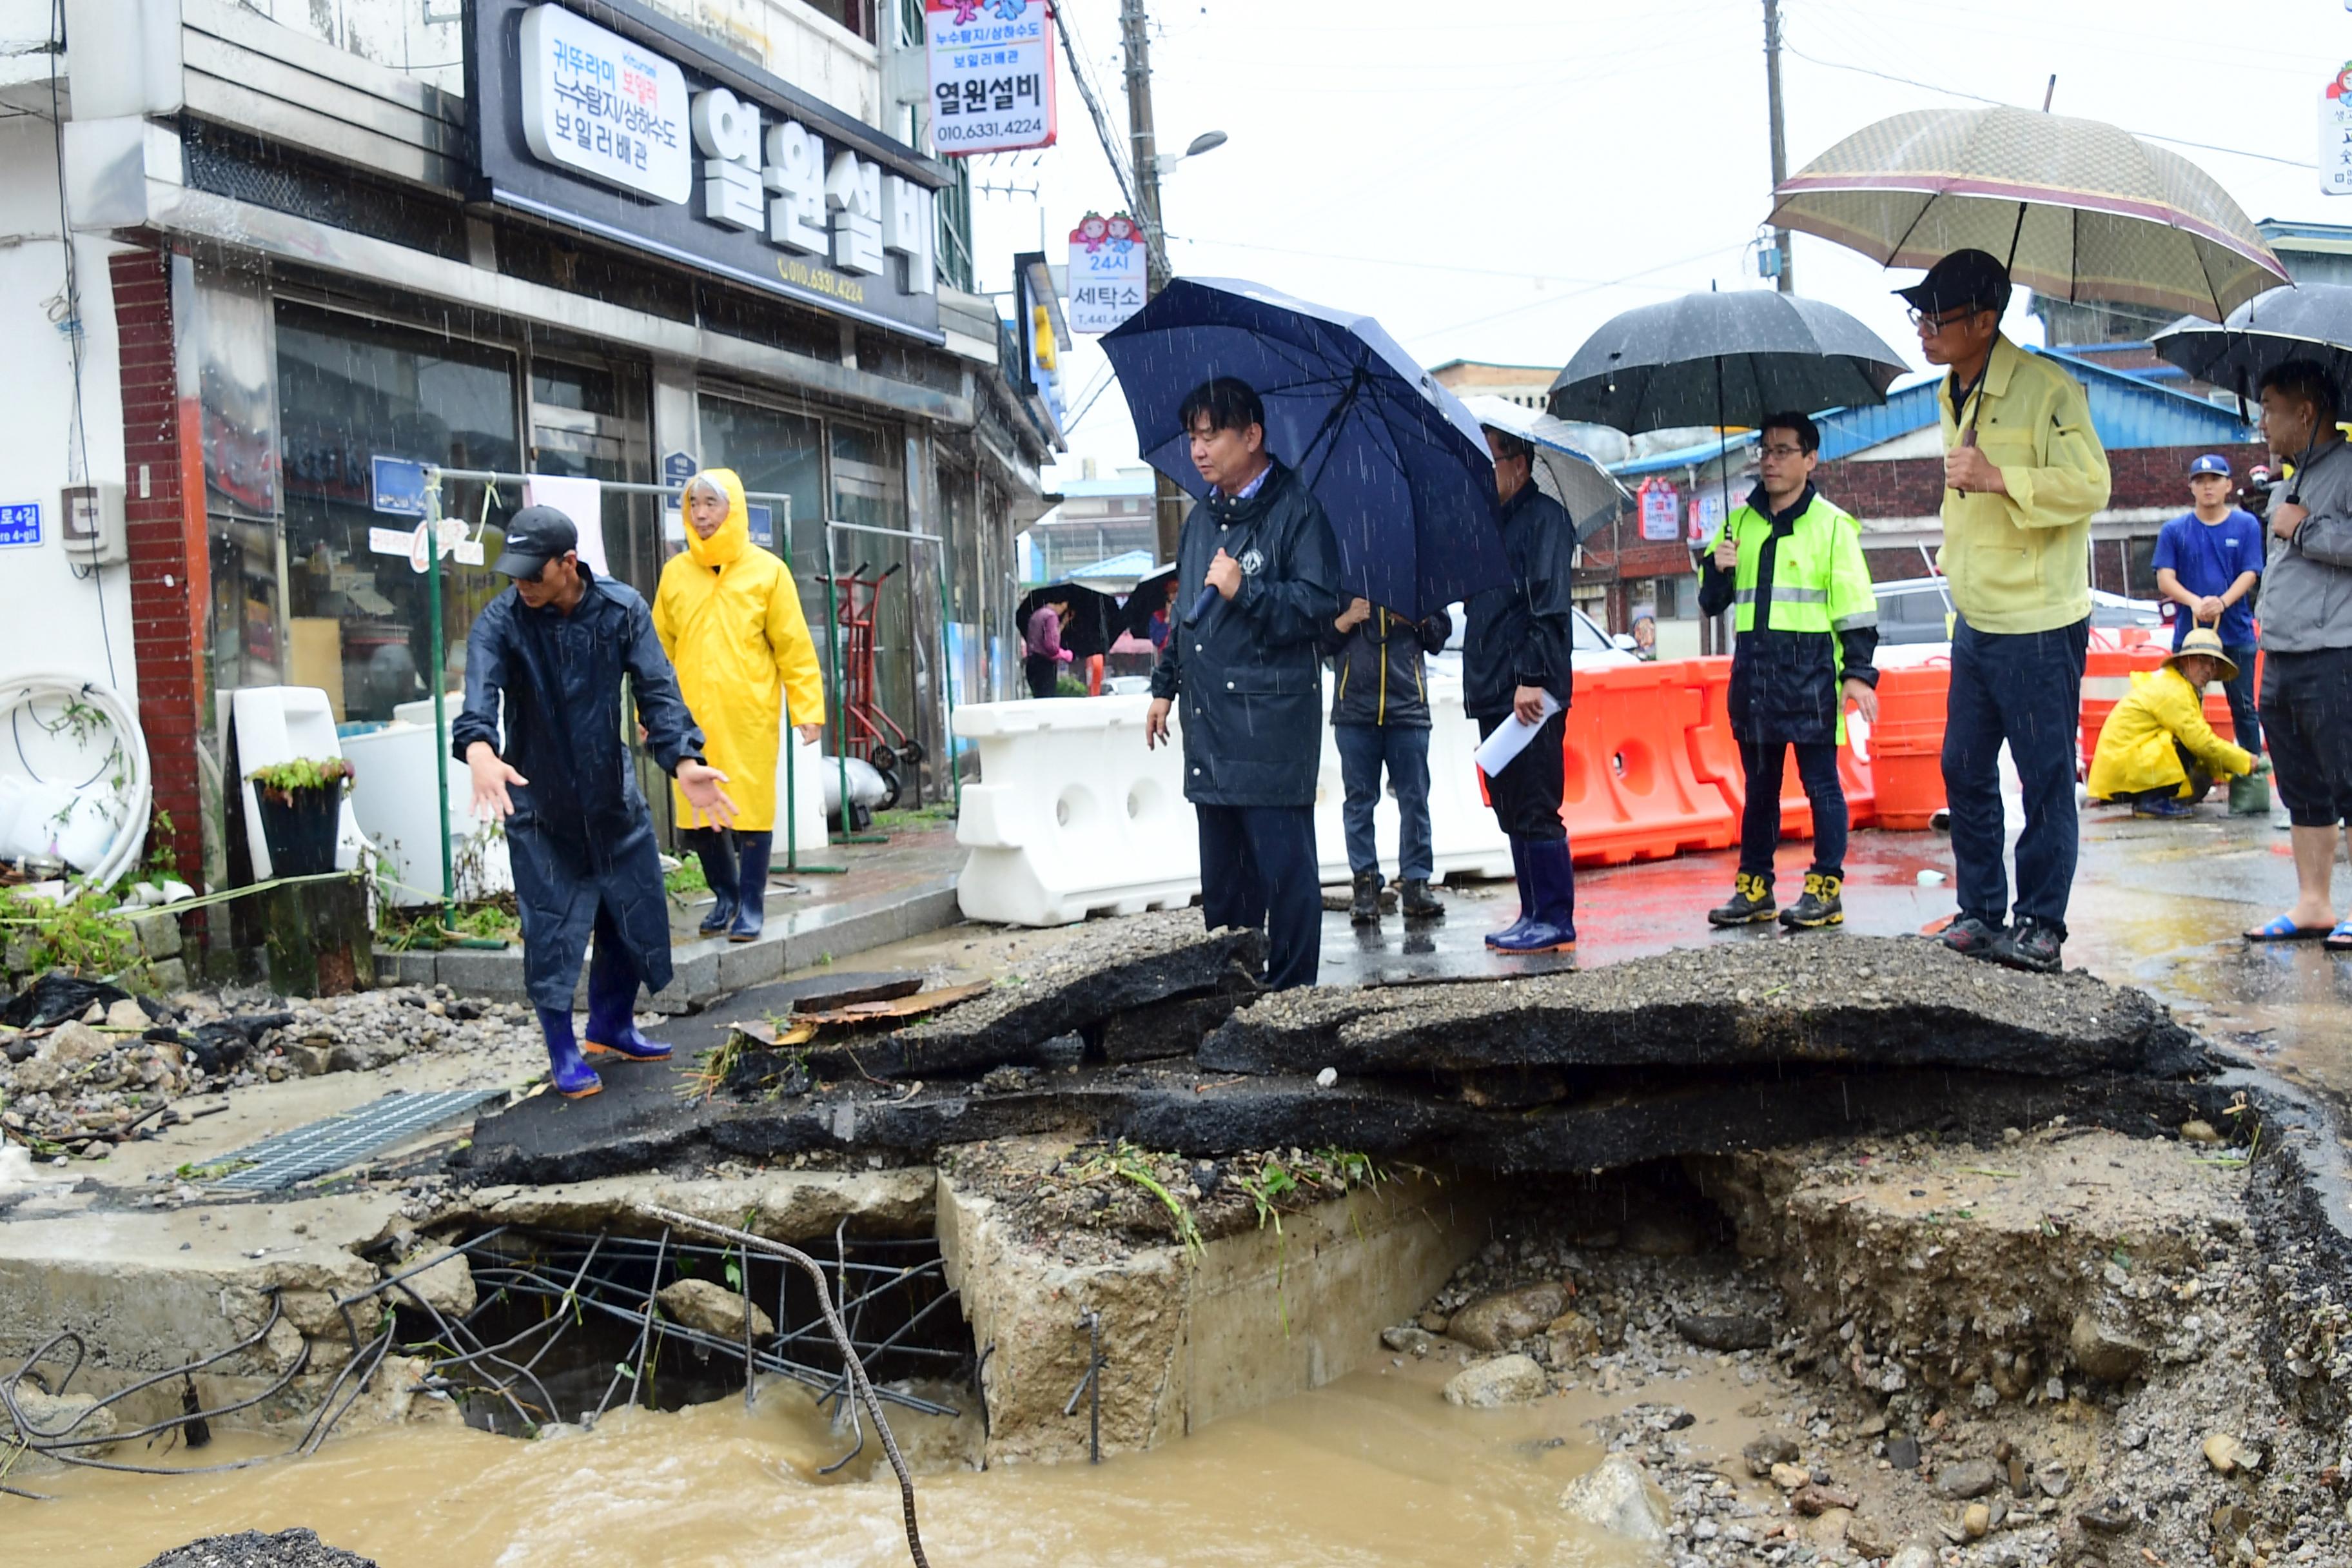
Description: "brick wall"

(111, 243), (209, 886)
(1816, 441), (2270, 527)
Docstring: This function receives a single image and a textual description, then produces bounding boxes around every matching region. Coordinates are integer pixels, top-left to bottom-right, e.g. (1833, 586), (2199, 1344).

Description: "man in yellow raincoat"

(654, 469), (826, 942)
(2087, 627), (2260, 819)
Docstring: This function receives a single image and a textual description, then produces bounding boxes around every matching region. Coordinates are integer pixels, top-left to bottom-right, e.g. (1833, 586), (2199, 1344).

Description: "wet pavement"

(1324, 805), (2352, 1112)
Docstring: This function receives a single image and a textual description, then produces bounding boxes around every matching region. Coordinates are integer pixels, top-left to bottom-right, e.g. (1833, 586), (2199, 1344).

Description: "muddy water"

(5, 1358), (1770, 1567)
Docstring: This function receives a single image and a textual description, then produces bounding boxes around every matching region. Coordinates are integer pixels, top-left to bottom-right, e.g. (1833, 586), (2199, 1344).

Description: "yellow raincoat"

(652, 468), (825, 832)
(2086, 665), (2252, 803)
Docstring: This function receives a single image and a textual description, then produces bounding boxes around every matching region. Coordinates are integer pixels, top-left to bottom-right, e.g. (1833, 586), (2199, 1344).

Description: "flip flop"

(2328, 919), (2352, 954)
(2246, 914), (2331, 942)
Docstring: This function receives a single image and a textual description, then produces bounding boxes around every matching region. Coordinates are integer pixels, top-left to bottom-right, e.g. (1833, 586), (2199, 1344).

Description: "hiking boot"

(2132, 796), (2193, 819)
(1990, 918), (2064, 974)
(1397, 877), (1443, 921)
(1778, 872), (1844, 930)
(1348, 870), (1383, 925)
(1707, 871), (1777, 927)
(1939, 914), (2005, 960)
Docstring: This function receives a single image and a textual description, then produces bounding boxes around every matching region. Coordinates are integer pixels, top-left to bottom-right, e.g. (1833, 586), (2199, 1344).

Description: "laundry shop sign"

(471, 0), (948, 340)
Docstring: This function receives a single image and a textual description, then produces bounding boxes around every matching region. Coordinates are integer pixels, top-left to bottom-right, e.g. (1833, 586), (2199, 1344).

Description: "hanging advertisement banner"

(925, 0), (1057, 157)
(1636, 476), (1681, 542)
(1066, 211), (1148, 334)
(1687, 489), (1725, 544)
(2323, 63), (2352, 195)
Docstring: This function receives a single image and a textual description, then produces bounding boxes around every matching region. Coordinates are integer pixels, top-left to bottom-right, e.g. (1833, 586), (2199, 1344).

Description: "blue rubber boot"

(727, 831), (772, 943)
(694, 830), (739, 936)
(536, 1006), (602, 1098)
(582, 937), (671, 1064)
(1493, 838), (1576, 956)
(1486, 837), (1534, 950)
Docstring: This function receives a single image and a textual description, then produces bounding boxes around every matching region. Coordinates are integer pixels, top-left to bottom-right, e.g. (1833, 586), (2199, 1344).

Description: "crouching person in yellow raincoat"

(654, 469), (827, 941)
(2087, 627), (2260, 819)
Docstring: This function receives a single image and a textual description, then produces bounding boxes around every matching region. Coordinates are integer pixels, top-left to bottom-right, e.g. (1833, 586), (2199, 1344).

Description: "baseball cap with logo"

(2188, 454), (2231, 477)
(492, 505), (580, 578)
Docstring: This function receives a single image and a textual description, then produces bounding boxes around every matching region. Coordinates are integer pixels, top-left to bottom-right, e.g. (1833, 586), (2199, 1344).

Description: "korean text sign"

(520, 4), (691, 203)
(926, 0), (1056, 157)
(1066, 212), (1148, 334)
(1636, 478), (1681, 543)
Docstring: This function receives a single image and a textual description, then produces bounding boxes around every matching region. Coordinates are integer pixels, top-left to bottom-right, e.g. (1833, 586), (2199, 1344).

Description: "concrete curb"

(373, 877), (962, 1012)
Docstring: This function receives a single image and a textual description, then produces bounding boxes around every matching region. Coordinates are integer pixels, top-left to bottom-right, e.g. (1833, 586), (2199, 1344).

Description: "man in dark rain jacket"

(1469, 427), (1579, 955)
(1321, 598), (1451, 923)
(1698, 411), (1879, 931)
(453, 507), (738, 1099)
(1146, 377), (1343, 990)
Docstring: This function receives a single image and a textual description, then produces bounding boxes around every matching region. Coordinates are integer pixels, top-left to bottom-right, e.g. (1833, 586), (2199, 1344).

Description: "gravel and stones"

(1199, 935), (2205, 1079)
(141, 1528), (378, 1567)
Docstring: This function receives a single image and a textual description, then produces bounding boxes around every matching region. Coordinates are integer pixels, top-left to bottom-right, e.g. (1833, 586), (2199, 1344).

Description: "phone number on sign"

(935, 118), (1044, 143)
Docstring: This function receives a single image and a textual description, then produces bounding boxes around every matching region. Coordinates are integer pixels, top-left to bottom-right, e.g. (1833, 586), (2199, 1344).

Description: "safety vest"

(1709, 491), (1877, 638)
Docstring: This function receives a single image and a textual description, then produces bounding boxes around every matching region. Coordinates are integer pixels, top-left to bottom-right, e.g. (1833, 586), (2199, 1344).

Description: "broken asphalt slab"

(1199, 937), (2205, 1080)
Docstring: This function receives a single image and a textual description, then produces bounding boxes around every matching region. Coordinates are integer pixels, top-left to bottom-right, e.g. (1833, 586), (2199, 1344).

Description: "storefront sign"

(0, 502), (40, 548)
(1687, 489), (1724, 545)
(371, 456), (429, 518)
(925, 0), (1056, 157)
(2323, 63), (2352, 195)
(1066, 212), (1147, 334)
(1636, 477), (1680, 542)
(660, 449), (698, 487)
(473, 0), (948, 341)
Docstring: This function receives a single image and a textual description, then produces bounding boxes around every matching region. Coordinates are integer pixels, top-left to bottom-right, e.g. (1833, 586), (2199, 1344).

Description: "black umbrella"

(1118, 562), (1178, 641)
(2153, 283), (2352, 406)
(1017, 583), (1118, 661)
(1549, 289), (1908, 432)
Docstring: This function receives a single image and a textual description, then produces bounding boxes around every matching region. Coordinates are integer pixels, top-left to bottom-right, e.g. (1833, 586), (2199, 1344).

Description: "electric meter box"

(59, 482), (126, 566)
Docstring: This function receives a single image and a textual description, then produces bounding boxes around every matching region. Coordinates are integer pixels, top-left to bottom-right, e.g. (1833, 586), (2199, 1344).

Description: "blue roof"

(1066, 548), (1159, 580)
(1613, 433), (1755, 478)
(1813, 346), (2252, 460)
(1055, 470), (1158, 498)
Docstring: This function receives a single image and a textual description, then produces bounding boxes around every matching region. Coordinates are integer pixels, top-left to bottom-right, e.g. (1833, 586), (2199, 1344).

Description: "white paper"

(1475, 692), (1562, 776)
(523, 474), (608, 576)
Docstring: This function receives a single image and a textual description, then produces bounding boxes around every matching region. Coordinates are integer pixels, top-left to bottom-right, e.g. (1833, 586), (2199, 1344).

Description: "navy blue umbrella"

(1101, 277), (1513, 620)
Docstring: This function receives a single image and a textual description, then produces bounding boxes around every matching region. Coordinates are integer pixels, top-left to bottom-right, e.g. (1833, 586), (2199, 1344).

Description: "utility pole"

(1120, 0), (1186, 561)
(1762, 0), (1794, 294)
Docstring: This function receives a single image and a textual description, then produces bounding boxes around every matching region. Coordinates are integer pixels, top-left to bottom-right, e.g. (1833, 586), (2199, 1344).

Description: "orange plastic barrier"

(1556, 662), (1738, 867)
(1677, 655), (1876, 839)
(1868, 663), (1951, 829)
(2077, 646), (2170, 773)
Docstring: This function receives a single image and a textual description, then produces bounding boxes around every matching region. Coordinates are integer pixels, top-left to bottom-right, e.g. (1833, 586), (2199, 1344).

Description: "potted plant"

(248, 758), (354, 877)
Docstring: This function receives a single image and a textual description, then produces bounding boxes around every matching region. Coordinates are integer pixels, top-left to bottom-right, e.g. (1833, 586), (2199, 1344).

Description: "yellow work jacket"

(652, 468), (826, 833)
(2086, 665), (2253, 801)
(1934, 337), (2110, 634)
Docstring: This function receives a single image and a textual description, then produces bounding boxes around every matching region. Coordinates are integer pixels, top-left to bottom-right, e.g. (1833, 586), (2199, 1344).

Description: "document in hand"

(1474, 692), (1562, 776)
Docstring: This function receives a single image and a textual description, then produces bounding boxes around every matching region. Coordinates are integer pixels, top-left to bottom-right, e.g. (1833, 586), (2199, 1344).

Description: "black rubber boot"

(1707, 871), (1777, 927)
(1778, 872), (1845, 930)
(1348, 870), (1382, 925)
(1398, 877), (1442, 921)
(728, 831), (773, 943)
(693, 829), (738, 936)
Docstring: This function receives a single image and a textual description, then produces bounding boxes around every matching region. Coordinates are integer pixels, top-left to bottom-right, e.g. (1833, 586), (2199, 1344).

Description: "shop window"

(275, 303), (520, 723)
(529, 357), (656, 594)
(799, 0), (874, 42)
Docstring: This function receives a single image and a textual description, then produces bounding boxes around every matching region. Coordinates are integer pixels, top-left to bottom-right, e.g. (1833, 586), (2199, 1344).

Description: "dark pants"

(1197, 803), (1320, 991)
(2111, 742), (2214, 807)
(1335, 723), (1433, 881)
(2220, 641), (2262, 758)
(2263, 645), (2352, 827)
(1024, 654), (1058, 699)
(1738, 740), (1846, 879)
(1943, 614), (2090, 936)
(585, 897), (647, 1032)
(1475, 709), (1567, 841)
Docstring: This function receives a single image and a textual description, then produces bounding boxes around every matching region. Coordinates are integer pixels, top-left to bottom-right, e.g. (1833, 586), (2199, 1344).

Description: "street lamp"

(1154, 130), (1228, 178)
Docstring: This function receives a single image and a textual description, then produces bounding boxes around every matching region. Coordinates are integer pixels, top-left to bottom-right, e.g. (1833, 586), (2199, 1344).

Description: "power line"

(1781, 44), (2317, 169)
(1048, 2), (1142, 217)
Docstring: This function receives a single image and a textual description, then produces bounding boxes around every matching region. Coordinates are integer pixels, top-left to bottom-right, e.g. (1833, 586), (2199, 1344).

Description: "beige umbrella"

(1769, 106), (2288, 322)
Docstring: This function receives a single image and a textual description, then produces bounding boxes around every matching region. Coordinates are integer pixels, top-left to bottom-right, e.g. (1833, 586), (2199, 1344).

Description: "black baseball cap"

(492, 505), (579, 578)
(1894, 248), (2013, 317)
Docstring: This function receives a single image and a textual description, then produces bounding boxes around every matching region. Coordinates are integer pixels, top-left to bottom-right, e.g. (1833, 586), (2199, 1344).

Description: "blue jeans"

(1943, 614), (2090, 936)
(1334, 723), (1433, 881)
(1738, 740), (1846, 880)
(2221, 641), (2262, 758)
(1197, 803), (1321, 990)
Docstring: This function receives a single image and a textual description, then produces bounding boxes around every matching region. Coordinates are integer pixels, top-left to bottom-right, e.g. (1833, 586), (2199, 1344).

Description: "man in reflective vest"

(1698, 411), (1880, 930)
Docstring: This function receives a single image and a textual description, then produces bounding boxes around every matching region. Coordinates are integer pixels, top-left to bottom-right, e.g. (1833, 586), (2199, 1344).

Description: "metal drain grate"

(206, 1089), (505, 1191)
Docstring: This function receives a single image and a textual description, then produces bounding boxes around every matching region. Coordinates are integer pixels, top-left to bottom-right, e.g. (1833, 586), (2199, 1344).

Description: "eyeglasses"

(1908, 305), (1983, 332)
(1759, 444), (1808, 459)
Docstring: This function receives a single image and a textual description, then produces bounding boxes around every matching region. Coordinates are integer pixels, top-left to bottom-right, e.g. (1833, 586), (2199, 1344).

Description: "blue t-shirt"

(2151, 508), (2264, 647)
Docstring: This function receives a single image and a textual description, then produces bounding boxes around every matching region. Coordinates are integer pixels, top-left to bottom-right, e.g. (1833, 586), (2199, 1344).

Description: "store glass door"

(528, 357), (656, 597)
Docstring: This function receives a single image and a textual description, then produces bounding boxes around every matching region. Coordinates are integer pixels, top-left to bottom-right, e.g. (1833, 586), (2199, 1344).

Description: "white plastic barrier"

(230, 687), (367, 881)
(1311, 674), (1512, 886)
(954, 695), (1197, 926)
(344, 722), (514, 905)
(956, 678), (1516, 928)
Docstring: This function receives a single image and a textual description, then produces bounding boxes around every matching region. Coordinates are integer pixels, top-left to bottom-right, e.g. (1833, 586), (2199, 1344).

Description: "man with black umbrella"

(1469, 426), (1579, 956)
(1908, 248), (2112, 974)
(455, 506), (738, 1098)
(1145, 378), (1343, 990)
